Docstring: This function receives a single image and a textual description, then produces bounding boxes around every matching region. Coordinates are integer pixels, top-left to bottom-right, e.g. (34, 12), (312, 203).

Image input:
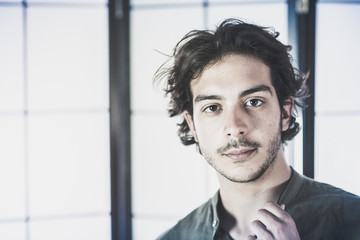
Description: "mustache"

(217, 138), (261, 154)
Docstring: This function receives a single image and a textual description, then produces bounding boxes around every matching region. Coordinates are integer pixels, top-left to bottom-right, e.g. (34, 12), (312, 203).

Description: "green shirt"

(157, 169), (360, 240)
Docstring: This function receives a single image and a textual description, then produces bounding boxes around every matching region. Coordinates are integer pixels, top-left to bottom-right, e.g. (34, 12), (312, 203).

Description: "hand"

(247, 202), (300, 240)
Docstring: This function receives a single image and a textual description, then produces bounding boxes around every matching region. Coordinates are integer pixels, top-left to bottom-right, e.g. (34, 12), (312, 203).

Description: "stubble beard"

(200, 120), (283, 183)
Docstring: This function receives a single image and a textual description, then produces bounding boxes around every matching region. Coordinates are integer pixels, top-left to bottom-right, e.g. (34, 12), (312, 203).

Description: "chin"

(221, 161), (273, 183)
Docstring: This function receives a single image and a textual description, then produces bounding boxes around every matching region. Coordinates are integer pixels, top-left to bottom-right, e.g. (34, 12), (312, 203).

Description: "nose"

(224, 107), (248, 138)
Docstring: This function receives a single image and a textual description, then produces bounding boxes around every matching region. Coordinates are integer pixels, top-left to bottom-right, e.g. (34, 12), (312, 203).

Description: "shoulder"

(294, 172), (360, 205)
(284, 169), (360, 204)
(299, 175), (360, 222)
(284, 170), (360, 239)
(156, 196), (216, 240)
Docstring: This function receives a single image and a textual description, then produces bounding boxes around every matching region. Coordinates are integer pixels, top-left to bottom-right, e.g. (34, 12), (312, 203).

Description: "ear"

(281, 97), (294, 132)
(184, 111), (199, 142)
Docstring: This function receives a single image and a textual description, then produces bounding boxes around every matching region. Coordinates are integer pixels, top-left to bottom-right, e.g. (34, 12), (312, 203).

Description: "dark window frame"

(288, 0), (316, 178)
(109, 0), (132, 240)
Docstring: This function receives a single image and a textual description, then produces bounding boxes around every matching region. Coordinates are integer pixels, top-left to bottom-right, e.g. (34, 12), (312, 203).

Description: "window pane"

(27, 0), (107, 3)
(132, 217), (178, 240)
(29, 215), (111, 240)
(0, 115), (26, 220)
(315, 115), (360, 195)
(131, 0), (202, 5)
(0, 0), (22, 2)
(0, 221), (26, 240)
(27, 7), (109, 110)
(315, 3), (360, 113)
(0, 7), (24, 111)
(28, 113), (110, 216)
(315, 3), (360, 195)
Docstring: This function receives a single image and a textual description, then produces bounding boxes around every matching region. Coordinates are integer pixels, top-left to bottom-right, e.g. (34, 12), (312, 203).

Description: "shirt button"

(212, 219), (218, 228)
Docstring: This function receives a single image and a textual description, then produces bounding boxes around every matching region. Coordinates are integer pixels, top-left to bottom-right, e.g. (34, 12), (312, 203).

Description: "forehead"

(190, 54), (272, 95)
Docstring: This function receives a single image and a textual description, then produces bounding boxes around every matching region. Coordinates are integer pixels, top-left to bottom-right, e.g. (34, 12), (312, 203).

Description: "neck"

(217, 149), (291, 238)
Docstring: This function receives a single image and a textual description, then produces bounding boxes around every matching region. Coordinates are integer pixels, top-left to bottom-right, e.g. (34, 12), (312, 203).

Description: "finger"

(256, 208), (282, 233)
(256, 204), (300, 240)
(262, 201), (289, 219)
(250, 220), (274, 239)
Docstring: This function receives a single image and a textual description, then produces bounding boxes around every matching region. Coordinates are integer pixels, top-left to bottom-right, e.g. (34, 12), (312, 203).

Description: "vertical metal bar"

(288, 0), (316, 178)
(288, 0), (298, 60)
(22, 1), (31, 239)
(287, 0), (298, 169)
(291, 0), (316, 178)
(109, 0), (132, 239)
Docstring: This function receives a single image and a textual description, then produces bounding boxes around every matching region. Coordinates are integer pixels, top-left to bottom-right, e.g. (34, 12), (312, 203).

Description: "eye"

(245, 99), (263, 107)
(203, 104), (221, 113)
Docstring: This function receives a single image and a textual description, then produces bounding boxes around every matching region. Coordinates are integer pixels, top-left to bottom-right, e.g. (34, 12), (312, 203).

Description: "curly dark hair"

(155, 18), (308, 146)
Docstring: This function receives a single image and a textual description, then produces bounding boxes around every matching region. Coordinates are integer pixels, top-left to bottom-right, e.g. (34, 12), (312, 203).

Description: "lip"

(223, 148), (257, 162)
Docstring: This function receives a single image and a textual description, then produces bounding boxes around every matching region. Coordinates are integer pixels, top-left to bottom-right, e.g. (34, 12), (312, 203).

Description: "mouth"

(223, 148), (257, 162)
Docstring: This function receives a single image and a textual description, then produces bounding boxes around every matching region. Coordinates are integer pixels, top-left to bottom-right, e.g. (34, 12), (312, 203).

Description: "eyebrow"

(194, 95), (224, 103)
(194, 84), (272, 103)
(239, 84), (272, 98)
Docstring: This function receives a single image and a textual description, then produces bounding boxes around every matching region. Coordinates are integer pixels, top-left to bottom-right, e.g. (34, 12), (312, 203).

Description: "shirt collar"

(210, 191), (221, 237)
(209, 168), (304, 239)
(278, 167), (305, 205)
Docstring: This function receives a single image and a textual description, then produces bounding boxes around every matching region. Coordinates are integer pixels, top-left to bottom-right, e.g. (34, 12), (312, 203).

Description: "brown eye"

(204, 105), (220, 113)
(245, 99), (263, 107)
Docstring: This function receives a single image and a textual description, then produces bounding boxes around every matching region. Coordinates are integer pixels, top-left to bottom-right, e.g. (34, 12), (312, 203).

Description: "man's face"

(185, 54), (292, 183)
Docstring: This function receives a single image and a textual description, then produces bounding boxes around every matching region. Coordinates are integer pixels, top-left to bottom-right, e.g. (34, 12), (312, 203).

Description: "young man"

(155, 19), (360, 240)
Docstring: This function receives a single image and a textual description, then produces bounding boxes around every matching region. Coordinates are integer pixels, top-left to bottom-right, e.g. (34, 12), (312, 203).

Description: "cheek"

(194, 118), (220, 144)
(253, 115), (280, 138)
(194, 121), (209, 139)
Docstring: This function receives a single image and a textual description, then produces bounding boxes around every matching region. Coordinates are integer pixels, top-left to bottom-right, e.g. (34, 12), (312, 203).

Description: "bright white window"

(0, 115), (26, 220)
(315, 3), (360, 195)
(27, 113), (110, 216)
(27, 7), (109, 111)
(0, 2), (110, 239)
(0, 7), (24, 112)
(29, 215), (111, 240)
